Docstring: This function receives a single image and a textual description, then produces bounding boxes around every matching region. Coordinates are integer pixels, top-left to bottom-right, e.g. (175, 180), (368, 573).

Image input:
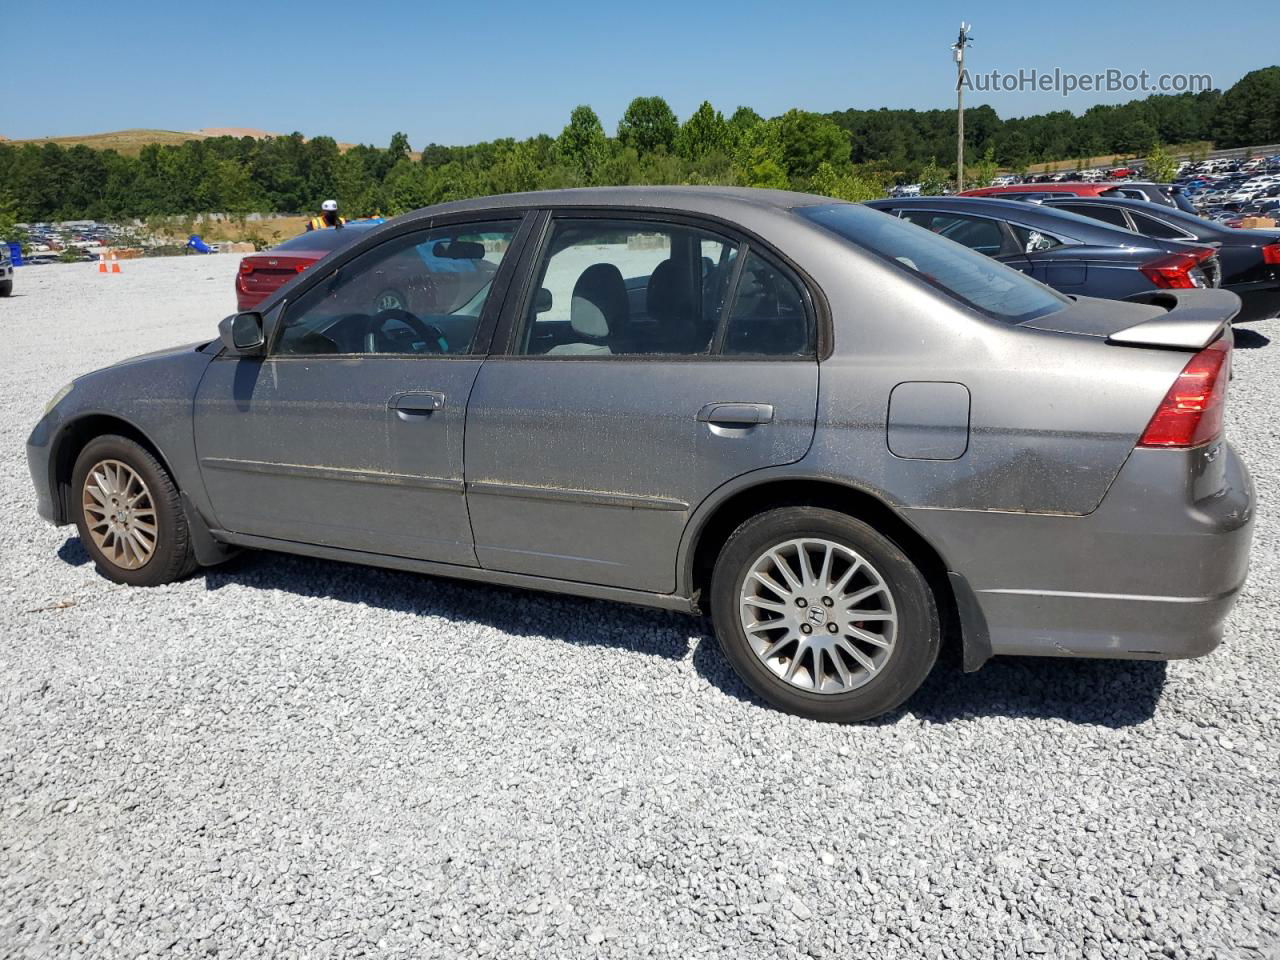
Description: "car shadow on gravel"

(56, 537), (91, 567)
(57, 535), (1168, 725)
(1233, 327), (1271, 349)
(196, 549), (694, 661)
(689, 628), (1168, 728)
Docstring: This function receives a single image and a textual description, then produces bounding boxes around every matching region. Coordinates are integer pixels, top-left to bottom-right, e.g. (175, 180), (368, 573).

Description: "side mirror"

(533, 287), (553, 314)
(219, 311), (265, 354)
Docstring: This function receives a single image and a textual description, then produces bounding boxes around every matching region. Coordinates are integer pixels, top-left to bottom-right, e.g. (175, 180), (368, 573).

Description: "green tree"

(777, 110), (851, 180)
(970, 147), (998, 188)
(617, 96), (679, 156)
(1212, 67), (1280, 147)
(730, 117), (788, 189)
(1143, 142), (1179, 184)
(726, 106), (764, 149)
(809, 162), (884, 202)
(557, 105), (609, 182)
(918, 158), (950, 195)
(676, 101), (728, 162)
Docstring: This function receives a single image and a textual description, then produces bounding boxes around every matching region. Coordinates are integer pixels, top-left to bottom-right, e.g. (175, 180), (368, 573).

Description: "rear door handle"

(697, 402), (774, 426)
(392, 391), (446, 416)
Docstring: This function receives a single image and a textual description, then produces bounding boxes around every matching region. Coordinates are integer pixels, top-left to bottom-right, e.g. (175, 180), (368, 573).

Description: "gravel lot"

(1, 256), (1278, 960)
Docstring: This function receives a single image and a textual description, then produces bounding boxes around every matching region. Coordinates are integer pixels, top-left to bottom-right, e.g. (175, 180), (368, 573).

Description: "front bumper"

(27, 410), (63, 524)
(906, 442), (1255, 662)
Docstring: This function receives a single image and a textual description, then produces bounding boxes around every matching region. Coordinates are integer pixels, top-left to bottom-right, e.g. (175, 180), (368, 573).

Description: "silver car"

(26, 187), (1255, 722)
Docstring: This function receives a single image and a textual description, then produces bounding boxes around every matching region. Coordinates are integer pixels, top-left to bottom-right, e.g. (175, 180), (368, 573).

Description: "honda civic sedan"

(27, 187), (1255, 722)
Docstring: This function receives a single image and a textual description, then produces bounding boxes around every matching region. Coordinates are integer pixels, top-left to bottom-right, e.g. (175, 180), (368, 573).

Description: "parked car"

(0, 246), (12, 297)
(865, 196), (1222, 301)
(27, 187), (1254, 723)
(961, 181), (1196, 213)
(235, 222), (377, 310)
(236, 221), (500, 315)
(1040, 196), (1280, 322)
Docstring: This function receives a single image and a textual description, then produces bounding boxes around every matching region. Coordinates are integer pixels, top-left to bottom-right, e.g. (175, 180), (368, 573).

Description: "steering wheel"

(367, 309), (449, 354)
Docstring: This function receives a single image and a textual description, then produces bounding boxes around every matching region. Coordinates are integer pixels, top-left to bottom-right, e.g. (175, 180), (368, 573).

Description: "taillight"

(1137, 338), (1231, 448)
(239, 260), (254, 274)
(1262, 243), (1280, 265)
(1140, 247), (1214, 289)
(296, 264), (309, 273)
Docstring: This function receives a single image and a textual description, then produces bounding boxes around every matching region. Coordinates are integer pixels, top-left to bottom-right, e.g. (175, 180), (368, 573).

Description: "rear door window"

(515, 218), (739, 356)
(898, 211), (1018, 257)
(1126, 211), (1196, 240)
(721, 252), (813, 356)
(1056, 204), (1132, 230)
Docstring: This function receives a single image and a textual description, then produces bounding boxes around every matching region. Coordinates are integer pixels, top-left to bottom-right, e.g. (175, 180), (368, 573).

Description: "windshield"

(271, 222), (379, 253)
(797, 203), (1068, 324)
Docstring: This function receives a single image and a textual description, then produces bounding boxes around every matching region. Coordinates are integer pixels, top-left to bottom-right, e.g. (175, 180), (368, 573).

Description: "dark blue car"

(865, 196), (1221, 303)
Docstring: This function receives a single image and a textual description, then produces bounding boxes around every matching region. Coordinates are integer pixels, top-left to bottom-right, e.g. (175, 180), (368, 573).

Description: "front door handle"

(392, 391), (446, 416)
(697, 402), (774, 426)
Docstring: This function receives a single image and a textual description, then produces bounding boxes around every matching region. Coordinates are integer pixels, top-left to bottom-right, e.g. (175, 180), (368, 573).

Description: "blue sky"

(4, 0), (1270, 147)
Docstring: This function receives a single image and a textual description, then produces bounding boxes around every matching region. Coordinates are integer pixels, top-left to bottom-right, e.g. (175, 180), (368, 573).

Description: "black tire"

(710, 506), (939, 723)
(0, 279), (12, 297)
(71, 435), (198, 586)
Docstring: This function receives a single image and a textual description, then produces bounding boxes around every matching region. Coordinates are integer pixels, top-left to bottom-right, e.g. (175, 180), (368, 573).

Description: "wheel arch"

(681, 474), (990, 670)
(49, 414), (177, 525)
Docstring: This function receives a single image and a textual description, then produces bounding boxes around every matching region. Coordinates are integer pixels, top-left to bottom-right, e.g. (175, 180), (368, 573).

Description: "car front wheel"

(710, 507), (939, 722)
(71, 435), (197, 586)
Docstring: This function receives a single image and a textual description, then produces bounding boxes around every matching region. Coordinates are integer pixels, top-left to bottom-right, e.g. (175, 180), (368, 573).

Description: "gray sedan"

(26, 187), (1255, 722)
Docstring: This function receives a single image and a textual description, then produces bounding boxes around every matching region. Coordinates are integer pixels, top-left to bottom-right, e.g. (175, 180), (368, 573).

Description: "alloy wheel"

(81, 459), (158, 570)
(738, 538), (898, 694)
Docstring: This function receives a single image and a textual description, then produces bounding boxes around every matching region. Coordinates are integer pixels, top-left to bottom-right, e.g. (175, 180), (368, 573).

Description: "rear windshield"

(797, 203), (1067, 324)
(271, 223), (378, 253)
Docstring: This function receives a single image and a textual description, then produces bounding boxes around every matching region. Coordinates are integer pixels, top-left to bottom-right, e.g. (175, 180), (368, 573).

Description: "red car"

(236, 221), (501, 319)
(235, 223), (377, 310)
(959, 181), (1196, 212)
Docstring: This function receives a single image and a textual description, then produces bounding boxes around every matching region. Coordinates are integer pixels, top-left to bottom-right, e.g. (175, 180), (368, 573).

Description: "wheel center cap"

(806, 604), (827, 626)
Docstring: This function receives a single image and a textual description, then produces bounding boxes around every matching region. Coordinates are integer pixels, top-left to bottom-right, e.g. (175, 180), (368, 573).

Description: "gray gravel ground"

(1, 256), (1278, 960)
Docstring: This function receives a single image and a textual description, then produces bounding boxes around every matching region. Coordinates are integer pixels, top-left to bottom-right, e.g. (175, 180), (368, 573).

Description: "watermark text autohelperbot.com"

(958, 68), (1213, 97)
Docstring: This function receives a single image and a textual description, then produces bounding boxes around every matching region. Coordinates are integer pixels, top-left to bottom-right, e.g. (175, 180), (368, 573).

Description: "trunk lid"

(237, 252), (321, 300)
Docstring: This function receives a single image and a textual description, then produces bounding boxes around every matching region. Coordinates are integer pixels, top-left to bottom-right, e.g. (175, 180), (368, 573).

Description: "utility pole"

(953, 22), (972, 192)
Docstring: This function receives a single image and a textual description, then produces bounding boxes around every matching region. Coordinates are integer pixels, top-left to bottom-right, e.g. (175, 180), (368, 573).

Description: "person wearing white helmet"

(306, 200), (346, 232)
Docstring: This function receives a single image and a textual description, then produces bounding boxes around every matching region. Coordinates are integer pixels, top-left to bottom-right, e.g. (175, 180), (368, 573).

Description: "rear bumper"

(906, 442), (1254, 662)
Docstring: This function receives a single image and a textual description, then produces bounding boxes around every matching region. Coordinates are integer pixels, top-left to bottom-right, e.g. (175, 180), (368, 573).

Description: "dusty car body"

(27, 187), (1255, 721)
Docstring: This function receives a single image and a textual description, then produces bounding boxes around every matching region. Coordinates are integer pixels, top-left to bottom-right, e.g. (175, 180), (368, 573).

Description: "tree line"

(1, 67), (1276, 225)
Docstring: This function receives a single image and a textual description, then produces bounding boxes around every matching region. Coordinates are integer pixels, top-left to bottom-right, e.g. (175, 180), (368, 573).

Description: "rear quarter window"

(800, 204), (1067, 325)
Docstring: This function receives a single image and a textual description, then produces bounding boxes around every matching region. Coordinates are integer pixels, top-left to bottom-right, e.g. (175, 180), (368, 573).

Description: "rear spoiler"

(1107, 289), (1241, 351)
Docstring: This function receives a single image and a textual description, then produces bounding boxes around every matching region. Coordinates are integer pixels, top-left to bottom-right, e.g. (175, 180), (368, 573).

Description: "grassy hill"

(2, 128), (219, 156)
(0, 127), (386, 159)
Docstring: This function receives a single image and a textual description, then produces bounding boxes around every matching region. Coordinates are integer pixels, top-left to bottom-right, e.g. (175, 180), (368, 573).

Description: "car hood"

(99, 340), (213, 371)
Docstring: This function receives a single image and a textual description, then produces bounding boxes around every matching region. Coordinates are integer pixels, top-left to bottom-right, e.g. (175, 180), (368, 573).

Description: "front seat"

(547, 263), (629, 355)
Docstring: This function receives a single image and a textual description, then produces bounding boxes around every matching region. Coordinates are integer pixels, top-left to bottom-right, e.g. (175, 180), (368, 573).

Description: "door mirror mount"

(219, 311), (266, 355)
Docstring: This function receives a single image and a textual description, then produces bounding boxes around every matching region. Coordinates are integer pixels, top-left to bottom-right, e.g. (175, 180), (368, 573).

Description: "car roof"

(403, 185), (835, 221)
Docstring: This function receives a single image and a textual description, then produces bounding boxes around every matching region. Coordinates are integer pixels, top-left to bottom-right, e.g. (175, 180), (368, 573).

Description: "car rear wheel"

(71, 435), (197, 586)
(710, 507), (939, 722)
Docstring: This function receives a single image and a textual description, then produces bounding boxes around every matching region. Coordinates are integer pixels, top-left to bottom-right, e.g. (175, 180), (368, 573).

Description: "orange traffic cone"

(109, 251), (121, 274)
(97, 253), (107, 274)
